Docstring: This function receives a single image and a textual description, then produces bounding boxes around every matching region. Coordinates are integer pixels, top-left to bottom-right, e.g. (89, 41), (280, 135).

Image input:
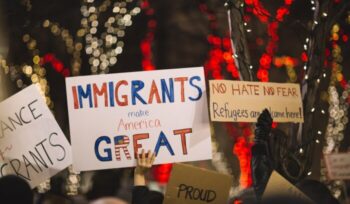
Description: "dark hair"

(0, 175), (33, 204)
(149, 190), (164, 204)
(296, 179), (340, 204)
(86, 169), (123, 200)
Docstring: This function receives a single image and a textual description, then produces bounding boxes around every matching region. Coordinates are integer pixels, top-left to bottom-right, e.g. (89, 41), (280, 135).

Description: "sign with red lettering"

(0, 84), (72, 188)
(324, 153), (350, 180)
(209, 80), (303, 123)
(164, 163), (232, 204)
(65, 67), (212, 171)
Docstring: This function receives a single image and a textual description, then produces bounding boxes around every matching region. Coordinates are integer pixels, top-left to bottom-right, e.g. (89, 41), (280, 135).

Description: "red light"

(342, 35), (348, 42)
(233, 137), (253, 188)
(285, 0), (293, 5)
(148, 20), (157, 28)
(256, 37), (264, 46)
(152, 164), (173, 184)
(276, 8), (289, 21)
(40, 53), (71, 78)
(272, 122), (278, 129)
(301, 52), (308, 62)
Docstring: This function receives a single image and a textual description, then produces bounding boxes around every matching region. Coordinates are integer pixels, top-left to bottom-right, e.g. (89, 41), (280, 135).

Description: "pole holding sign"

(0, 84), (72, 188)
(65, 67), (212, 171)
(209, 80), (304, 123)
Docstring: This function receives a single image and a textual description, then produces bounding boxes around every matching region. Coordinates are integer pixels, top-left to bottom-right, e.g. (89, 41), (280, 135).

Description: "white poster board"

(324, 153), (350, 180)
(66, 67), (212, 171)
(209, 80), (303, 123)
(0, 84), (72, 188)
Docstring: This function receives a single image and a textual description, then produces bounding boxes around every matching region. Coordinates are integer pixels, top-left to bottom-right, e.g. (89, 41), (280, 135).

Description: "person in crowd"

(132, 149), (163, 204)
(252, 109), (305, 198)
(37, 193), (74, 204)
(258, 195), (313, 204)
(86, 169), (127, 204)
(251, 109), (274, 199)
(296, 179), (340, 204)
(0, 175), (33, 204)
(251, 109), (340, 204)
(36, 176), (74, 204)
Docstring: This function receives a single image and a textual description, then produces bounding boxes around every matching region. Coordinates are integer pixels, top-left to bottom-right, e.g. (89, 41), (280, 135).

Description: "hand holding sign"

(134, 150), (156, 186)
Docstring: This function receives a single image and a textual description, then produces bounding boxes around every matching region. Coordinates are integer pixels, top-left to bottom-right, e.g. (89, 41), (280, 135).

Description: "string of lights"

(199, 1), (250, 189)
(42, 20), (83, 76)
(80, 0), (141, 74)
(274, 56), (299, 82)
(140, 0), (156, 71)
(244, 0), (294, 82)
(199, 2), (240, 80)
(320, 21), (350, 198)
(1, 34), (54, 107)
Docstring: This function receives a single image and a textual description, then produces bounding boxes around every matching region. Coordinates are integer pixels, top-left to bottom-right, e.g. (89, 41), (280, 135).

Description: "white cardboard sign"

(0, 84), (72, 188)
(65, 67), (212, 171)
(324, 153), (350, 180)
(209, 80), (304, 123)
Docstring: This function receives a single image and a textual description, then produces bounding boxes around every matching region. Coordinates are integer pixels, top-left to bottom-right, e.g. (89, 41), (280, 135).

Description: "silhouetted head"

(86, 169), (123, 201)
(296, 179), (339, 204)
(0, 175), (33, 204)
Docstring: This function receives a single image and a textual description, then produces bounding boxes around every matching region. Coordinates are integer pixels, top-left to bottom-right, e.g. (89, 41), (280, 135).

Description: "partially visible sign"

(209, 80), (303, 123)
(0, 84), (72, 188)
(164, 163), (232, 204)
(263, 171), (312, 202)
(324, 153), (350, 180)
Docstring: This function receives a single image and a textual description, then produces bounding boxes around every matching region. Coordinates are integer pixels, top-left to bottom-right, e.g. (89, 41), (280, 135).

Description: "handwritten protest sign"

(263, 171), (312, 202)
(324, 153), (350, 180)
(209, 80), (304, 123)
(164, 163), (232, 204)
(65, 67), (212, 171)
(0, 84), (72, 188)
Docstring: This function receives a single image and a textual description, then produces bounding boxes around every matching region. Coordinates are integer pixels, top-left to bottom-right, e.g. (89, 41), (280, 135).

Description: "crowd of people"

(0, 110), (341, 204)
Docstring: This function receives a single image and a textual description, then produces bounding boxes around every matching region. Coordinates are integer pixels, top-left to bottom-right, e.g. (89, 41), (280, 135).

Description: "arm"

(134, 149), (155, 186)
(251, 109), (274, 199)
(132, 150), (156, 204)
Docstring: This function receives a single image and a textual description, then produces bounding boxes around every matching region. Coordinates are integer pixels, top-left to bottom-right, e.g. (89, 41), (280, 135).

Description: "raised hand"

(134, 150), (156, 186)
(255, 109), (273, 141)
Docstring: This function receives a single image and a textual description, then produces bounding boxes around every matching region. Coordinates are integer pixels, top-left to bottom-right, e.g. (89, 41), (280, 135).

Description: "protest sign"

(263, 171), (312, 202)
(163, 163), (232, 204)
(65, 67), (212, 171)
(0, 84), (72, 188)
(324, 153), (350, 180)
(209, 80), (303, 123)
